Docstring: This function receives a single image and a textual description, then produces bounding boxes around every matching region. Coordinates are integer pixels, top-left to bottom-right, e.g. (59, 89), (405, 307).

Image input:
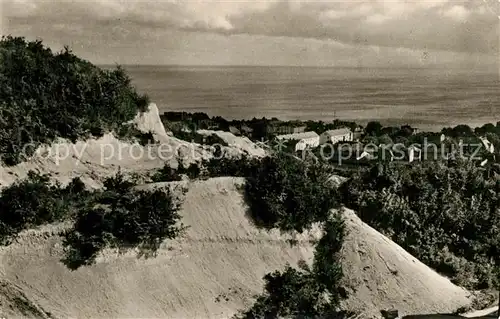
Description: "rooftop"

(323, 128), (352, 136)
(275, 131), (319, 140)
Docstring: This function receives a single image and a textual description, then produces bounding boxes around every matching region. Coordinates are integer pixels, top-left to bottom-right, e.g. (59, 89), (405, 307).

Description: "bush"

(245, 153), (341, 232)
(63, 173), (184, 269)
(234, 214), (349, 319)
(202, 154), (261, 178)
(151, 163), (183, 182)
(341, 161), (500, 289)
(0, 172), (88, 245)
(0, 36), (149, 165)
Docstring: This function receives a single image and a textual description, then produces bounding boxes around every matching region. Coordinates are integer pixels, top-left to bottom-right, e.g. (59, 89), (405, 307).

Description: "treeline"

(341, 160), (500, 289)
(161, 111), (358, 142)
(0, 36), (150, 165)
(363, 120), (500, 151)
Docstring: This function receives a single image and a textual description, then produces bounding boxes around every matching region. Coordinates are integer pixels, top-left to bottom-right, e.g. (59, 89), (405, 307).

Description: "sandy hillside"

(0, 177), (472, 318)
(0, 103), (214, 189)
(0, 177), (319, 319)
(196, 130), (267, 157)
(340, 209), (471, 317)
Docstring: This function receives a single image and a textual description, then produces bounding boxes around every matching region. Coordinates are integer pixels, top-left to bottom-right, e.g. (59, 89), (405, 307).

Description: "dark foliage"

(0, 36), (149, 165)
(0, 172), (89, 245)
(202, 154), (262, 178)
(63, 173), (184, 269)
(151, 163), (183, 182)
(177, 162), (202, 179)
(341, 161), (500, 289)
(245, 153), (341, 233)
(234, 214), (349, 319)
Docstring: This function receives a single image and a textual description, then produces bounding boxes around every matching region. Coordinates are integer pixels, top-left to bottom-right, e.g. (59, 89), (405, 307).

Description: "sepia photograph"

(0, 0), (499, 318)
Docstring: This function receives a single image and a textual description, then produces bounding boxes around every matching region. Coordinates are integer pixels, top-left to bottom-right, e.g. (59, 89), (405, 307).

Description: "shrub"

(63, 173), (184, 269)
(245, 153), (341, 232)
(151, 163), (182, 182)
(0, 36), (149, 165)
(202, 154), (261, 178)
(0, 172), (88, 245)
(177, 162), (201, 179)
(234, 213), (349, 319)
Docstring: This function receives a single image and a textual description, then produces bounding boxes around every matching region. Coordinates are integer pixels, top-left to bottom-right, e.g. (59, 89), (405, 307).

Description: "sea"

(122, 65), (500, 132)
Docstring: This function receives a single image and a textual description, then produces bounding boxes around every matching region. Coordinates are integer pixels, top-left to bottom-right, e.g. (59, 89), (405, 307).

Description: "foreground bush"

(235, 214), (350, 318)
(202, 154), (261, 178)
(341, 161), (500, 289)
(0, 172), (90, 245)
(63, 173), (184, 269)
(245, 153), (340, 232)
(0, 36), (149, 165)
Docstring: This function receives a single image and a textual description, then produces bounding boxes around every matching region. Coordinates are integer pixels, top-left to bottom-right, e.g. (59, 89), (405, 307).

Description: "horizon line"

(97, 64), (496, 71)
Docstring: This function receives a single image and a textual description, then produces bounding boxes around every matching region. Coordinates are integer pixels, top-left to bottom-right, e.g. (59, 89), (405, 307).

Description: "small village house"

(320, 128), (354, 145)
(408, 145), (422, 163)
(275, 131), (320, 152)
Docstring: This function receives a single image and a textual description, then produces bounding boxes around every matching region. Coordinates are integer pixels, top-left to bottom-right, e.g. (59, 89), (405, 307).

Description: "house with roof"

(275, 131), (320, 152)
(320, 128), (353, 145)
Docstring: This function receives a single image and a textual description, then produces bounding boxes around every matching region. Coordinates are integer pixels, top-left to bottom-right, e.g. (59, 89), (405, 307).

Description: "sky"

(1, 0), (499, 68)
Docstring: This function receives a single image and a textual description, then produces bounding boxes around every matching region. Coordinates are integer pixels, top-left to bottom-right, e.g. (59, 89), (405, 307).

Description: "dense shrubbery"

(151, 163), (183, 182)
(0, 170), (184, 269)
(202, 154), (262, 178)
(245, 153), (340, 232)
(63, 173), (184, 269)
(341, 161), (500, 289)
(235, 215), (349, 319)
(0, 172), (91, 245)
(0, 36), (149, 165)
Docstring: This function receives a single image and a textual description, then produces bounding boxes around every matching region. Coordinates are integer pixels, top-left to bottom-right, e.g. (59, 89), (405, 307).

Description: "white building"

(320, 128), (353, 144)
(408, 145), (422, 163)
(275, 131), (320, 151)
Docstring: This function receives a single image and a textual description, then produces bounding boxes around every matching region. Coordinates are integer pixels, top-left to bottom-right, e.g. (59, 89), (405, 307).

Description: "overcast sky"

(1, 0), (499, 68)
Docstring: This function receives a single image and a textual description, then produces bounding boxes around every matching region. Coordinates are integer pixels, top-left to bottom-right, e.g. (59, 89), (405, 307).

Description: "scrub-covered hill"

(0, 178), (471, 318)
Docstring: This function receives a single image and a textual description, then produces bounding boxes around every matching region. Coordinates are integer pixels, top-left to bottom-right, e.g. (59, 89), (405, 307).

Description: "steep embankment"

(0, 177), (471, 318)
(0, 177), (318, 318)
(340, 209), (471, 317)
(196, 129), (267, 157)
(0, 103), (210, 189)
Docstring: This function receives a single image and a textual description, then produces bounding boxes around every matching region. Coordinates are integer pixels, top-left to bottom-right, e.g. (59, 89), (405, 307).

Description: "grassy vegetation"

(0, 36), (150, 165)
(341, 160), (500, 289)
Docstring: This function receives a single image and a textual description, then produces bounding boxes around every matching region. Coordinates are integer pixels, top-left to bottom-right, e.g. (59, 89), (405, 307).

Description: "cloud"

(443, 5), (470, 21)
(1, 0), (498, 65)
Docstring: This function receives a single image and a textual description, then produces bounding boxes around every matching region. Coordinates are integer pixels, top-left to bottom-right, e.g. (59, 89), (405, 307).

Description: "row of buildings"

(275, 128), (360, 151)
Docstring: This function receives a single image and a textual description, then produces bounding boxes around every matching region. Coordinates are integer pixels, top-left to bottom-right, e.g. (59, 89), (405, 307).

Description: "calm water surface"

(122, 65), (500, 131)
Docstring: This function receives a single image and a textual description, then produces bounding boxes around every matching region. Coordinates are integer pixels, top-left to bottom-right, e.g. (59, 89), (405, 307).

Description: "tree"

(245, 153), (341, 232)
(365, 121), (383, 136)
(234, 214), (349, 319)
(0, 36), (149, 165)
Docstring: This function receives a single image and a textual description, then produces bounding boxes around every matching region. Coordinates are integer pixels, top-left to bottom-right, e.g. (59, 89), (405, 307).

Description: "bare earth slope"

(0, 178), (471, 318)
(340, 209), (471, 318)
(0, 177), (318, 319)
(0, 103), (211, 189)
